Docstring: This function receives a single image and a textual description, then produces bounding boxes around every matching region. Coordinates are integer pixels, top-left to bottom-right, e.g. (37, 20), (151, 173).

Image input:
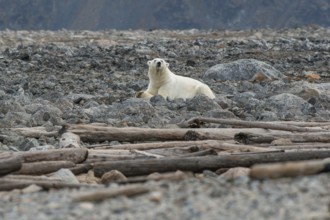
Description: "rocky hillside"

(0, 0), (329, 30)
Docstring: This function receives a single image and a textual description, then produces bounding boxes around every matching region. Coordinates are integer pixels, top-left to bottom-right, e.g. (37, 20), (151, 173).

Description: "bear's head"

(147, 58), (169, 71)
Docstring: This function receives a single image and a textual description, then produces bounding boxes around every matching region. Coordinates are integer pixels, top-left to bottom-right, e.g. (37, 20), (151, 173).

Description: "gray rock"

(31, 106), (63, 126)
(50, 168), (79, 184)
(54, 98), (74, 112)
(203, 109), (237, 119)
(187, 95), (221, 113)
(0, 99), (25, 114)
(114, 98), (156, 126)
(1, 112), (32, 127)
(265, 93), (314, 120)
(203, 59), (285, 81)
(18, 138), (40, 151)
(257, 111), (279, 121)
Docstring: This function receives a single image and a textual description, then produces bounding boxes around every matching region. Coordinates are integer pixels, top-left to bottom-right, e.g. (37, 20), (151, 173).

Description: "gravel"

(0, 26), (330, 219)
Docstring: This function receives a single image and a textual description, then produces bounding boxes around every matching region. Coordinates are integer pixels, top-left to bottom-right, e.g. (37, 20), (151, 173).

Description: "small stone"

(86, 170), (101, 184)
(219, 167), (250, 180)
(50, 168), (79, 184)
(21, 184), (42, 194)
(149, 191), (162, 203)
(101, 170), (127, 184)
(79, 202), (95, 210)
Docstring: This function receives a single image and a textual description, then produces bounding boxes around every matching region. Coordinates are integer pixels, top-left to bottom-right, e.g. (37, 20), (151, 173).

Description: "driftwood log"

(16, 148), (88, 164)
(250, 158), (330, 179)
(182, 117), (327, 132)
(272, 142), (330, 150)
(59, 132), (81, 148)
(235, 132), (330, 144)
(11, 126), (61, 138)
(0, 175), (99, 191)
(67, 124), (293, 142)
(13, 161), (76, 175)
(0, 152), (22, 176)
(93, 150), (330, 177)
(69, 164), (93, 175)
(96, 140), (279, 153)
(12, 124), (297, 142)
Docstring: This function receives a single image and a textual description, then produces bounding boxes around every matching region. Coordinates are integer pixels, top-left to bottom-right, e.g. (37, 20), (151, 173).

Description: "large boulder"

(203, 59), (285, 81)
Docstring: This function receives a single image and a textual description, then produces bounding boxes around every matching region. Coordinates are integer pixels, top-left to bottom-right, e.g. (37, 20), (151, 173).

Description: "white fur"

(138, 58), (215, 100)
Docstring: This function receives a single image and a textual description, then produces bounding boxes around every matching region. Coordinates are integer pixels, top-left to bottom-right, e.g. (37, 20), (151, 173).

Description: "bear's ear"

(166, 62), (169, 68)
(147, 60), (152, 66)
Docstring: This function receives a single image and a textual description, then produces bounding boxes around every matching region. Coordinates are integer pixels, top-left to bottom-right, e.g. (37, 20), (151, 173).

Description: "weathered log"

(269, 121), (330, 128)
(67, 124), (290, 142)
(73, 184), (150, 202)
(182, 117), (326, 132)
(179, 149), (218, 157)
(84, 149), (151, 163)
(98, 140), (279, 153)
(130, 150), (164, 158)
(83, 155), (150, 164)
(84, 141), (280, 163)
(13, 161), (76, 175)
(235, 132), (330, 144)
(0, 177), (99, 191)
(250, 158), (330, 179)
(273, 142), (330, 150)
(16, 148), (88, 164)
(59, 132), (81, 148)
(69, 164), (93, 175)
(0, 152), (22, 176)
(11, 126), (61, 138)
(93, 150), (330, 177)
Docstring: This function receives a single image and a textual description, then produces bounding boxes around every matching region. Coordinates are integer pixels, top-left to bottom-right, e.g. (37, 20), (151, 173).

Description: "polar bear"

(136, 58), (215, 100)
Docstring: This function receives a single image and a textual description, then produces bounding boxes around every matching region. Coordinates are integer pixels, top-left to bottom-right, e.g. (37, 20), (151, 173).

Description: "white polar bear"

(137, 58), (215, 100)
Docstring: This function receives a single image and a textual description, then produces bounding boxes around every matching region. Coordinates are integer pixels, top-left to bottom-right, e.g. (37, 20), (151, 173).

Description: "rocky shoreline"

(0, 26), (330, 219)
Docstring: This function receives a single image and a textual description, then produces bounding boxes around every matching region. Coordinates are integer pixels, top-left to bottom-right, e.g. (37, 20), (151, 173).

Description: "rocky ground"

(0, 26), (330, 219)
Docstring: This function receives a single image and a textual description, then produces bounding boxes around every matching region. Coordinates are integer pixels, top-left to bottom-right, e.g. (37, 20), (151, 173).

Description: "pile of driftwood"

(2, 117), (330, 201)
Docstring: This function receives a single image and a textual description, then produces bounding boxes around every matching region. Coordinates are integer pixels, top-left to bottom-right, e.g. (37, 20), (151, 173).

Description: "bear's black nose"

(157, 61), (161, 67)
